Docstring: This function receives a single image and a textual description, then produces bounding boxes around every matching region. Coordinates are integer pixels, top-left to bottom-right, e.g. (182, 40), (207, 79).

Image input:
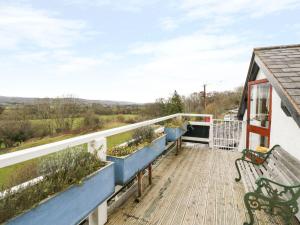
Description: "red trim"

(246, 79), (272, 149)
(268, 84), (272, 146)
(248, 126), (269, 136)
(248, 79), (268, 85)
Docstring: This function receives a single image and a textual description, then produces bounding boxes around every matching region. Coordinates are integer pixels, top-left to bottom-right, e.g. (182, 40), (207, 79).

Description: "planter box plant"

(107, 126), (166, 185)
(1, 147), (115, 225)
(164, 118), (188, 142)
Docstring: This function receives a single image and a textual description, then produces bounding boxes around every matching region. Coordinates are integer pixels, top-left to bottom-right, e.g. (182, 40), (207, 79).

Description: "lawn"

(0, 116), (136, 187)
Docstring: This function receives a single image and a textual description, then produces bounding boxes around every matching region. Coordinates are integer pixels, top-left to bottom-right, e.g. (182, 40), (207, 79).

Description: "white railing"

(0, 113), (213, 225)
(181, 114), (213, 147)
(0, 113), (213, 169)
(212, 119), (244, 151)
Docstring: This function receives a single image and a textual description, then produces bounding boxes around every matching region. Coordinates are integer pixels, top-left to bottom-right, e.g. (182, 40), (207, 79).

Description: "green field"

(29, 114), (138, 130)
(0, 130), (133, 187)
(0, 114), (137, 187)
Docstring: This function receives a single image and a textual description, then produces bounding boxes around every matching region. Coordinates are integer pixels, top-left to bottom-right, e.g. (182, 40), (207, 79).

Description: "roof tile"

(255, 44), (300, 116)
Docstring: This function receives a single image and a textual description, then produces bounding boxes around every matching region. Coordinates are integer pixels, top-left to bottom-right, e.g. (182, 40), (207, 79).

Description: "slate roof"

(238, 44), (300, 127)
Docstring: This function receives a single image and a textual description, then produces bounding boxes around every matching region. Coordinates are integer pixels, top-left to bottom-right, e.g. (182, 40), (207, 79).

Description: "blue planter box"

(107, 135), (166, 186)
(164, 126), (186, 142)
(149, 134), (166, 159)
(8, 162), (115, 225)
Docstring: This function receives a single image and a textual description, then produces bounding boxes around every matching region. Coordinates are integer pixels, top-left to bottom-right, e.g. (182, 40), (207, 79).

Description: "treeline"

(184, 86), (243, 117)
(0, 87), (242, 149)
(142, 87), (243, 118)
(0, 97), (140, 149)
(141, 91), (184, 117)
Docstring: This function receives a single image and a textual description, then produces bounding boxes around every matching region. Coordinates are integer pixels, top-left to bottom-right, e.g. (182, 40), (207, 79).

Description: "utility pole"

(203, 84), (207, 110)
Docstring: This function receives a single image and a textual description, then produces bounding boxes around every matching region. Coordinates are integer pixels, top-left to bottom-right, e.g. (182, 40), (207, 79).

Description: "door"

(246, 79), (272, 149)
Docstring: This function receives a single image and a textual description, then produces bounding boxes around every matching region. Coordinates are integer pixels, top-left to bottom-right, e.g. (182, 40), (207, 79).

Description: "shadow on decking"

(106, 144), (298, 225)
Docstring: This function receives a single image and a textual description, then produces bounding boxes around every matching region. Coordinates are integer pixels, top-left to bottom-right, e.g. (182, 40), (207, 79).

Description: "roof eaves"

(254, 54), (300, 127)
(254, 43), (300, 52)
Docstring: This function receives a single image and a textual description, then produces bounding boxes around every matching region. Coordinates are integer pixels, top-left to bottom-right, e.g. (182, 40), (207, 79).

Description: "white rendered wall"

(269, 90), (300, 160)
(238, 111), (247, 151)
(238, 69), (300, 158)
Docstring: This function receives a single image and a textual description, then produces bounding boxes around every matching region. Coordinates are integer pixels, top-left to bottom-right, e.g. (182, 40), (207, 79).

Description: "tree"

(52, 96), (79, 132)
(0, 120), (33, 148)
(183, 92), (203, 113)
(82, 110), (103, 130)
(166, 90), (183, 114)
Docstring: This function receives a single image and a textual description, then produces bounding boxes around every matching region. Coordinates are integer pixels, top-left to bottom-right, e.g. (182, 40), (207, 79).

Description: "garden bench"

(235, 145), (300, 225)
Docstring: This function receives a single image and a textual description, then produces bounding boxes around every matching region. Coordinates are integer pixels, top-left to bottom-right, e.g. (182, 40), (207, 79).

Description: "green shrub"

(32, 123), (52, 138)
(108, 126), (161, 157)
(116, 115), (125, 123)
(132, 126), (155, 144)
(0, 120), (33, 148)
(0, 146), (105, 223)
(7, 161), (38, 188)
(107, 142), (147, 157)
(165, 118), (187, 129)
(82, 111), (104, 130)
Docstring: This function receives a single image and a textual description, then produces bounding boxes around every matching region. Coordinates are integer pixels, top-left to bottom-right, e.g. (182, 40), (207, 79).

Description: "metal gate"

(212, 119), (244, 150)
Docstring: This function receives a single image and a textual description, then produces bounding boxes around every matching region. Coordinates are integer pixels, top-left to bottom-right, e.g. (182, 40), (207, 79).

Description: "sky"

(1, 0), (300, 103)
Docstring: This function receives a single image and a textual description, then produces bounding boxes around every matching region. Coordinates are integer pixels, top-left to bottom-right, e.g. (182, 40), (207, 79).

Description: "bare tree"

(183, 92), (203, 113)
(52, 95), (79, 133)
(36, 98), (53, 134)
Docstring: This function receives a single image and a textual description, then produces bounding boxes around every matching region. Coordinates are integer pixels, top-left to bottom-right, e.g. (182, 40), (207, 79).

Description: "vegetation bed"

(107, 126), (162, 157)
(0, 147), (105, 224)
(164, 118), (188, 129)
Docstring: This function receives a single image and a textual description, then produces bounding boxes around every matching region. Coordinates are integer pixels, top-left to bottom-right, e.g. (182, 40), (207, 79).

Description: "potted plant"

(164, 118), (188, 142)
(1, 146), (115, 225)
(107, 126), (166, 185)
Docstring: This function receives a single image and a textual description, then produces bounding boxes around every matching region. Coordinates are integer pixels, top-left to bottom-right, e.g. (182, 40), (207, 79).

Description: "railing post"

(209, 115), (213, 149)
(148, 164), (152, 185)
(137, 171), (143, 198)
(88, 137), (108, 225)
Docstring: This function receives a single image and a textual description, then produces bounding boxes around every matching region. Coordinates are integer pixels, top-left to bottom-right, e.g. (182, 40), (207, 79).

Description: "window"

(249, 82), (270, 128)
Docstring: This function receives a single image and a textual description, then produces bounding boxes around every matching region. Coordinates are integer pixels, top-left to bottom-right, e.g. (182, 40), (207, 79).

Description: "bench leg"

(235, 158), (242, 182)
(243, 192), (255, 225)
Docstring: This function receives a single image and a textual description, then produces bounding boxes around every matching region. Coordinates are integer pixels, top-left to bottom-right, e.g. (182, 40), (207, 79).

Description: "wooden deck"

(106, 144), (299, 225)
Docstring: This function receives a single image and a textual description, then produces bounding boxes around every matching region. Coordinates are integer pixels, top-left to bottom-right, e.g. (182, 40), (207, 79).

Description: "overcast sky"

(1, 0), (300, 103)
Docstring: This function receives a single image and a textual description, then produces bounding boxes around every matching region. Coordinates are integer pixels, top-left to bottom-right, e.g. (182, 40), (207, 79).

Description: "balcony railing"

(0, 113), (215, 225)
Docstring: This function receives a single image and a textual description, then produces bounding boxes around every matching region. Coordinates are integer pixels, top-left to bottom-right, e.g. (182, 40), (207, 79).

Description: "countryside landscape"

(1, 1), (300, 225)
(0, 89), (241, 188)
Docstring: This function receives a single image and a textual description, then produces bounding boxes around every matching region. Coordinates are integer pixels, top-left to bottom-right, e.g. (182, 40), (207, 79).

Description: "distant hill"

(0, 96), (136, 106)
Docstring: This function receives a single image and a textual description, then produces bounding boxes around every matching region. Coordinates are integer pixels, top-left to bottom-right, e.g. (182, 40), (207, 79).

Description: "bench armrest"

(241, 145), (279, 164)
(256, 177), (300, 200)
(240, 149), (268, 164)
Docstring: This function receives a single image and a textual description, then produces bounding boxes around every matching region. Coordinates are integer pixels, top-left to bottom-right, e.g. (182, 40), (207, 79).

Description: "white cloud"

(178, 0), (300, 20)
(0, 4), (89, 50)
(56, 52), (123, 75)
(123, 32), (252, 102)
(162, 0), (300, 32)
(66, 0), (159, 12)
(160, 17), (179, 31)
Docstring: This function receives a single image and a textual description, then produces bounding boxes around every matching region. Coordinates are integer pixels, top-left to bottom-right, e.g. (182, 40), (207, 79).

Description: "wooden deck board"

(106, 144), (299, 225)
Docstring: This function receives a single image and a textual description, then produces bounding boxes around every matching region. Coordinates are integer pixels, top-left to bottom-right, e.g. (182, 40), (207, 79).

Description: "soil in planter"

(107, 126), (164, 157)
(164, 118), (187, 129)
(0, 146), (105, 224)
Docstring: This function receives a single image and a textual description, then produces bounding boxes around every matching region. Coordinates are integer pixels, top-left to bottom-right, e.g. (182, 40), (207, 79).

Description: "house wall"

(238, 68), (300, 159)
(270, 90), (300, 159)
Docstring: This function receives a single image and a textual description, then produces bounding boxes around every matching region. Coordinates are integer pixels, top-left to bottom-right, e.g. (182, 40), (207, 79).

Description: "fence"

(212, 119), (244, 151)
